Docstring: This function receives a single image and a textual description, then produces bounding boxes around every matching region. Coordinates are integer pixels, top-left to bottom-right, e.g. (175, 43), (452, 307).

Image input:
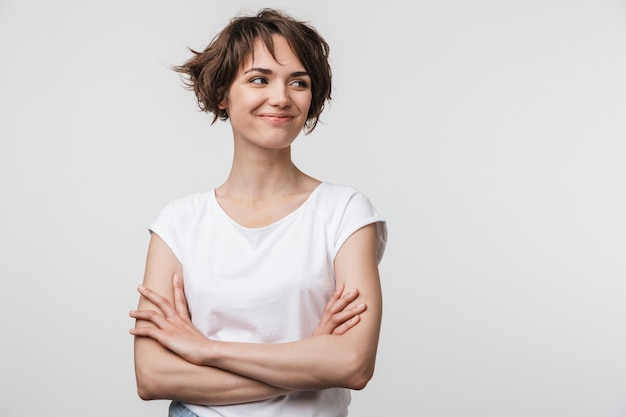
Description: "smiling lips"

(259, 113), (294, 123)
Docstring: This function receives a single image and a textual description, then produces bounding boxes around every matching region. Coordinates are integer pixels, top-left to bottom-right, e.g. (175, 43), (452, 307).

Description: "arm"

(132, 233), (365, 404)
(133, 233), (288, 405)
(133, 223), (382, 391)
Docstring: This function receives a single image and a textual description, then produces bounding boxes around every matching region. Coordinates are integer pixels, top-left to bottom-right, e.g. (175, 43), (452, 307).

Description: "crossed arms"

(130, 223), (382, 406)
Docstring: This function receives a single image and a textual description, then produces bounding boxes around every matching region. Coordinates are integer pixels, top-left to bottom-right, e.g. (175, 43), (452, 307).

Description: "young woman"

(130, 9), (387, 417)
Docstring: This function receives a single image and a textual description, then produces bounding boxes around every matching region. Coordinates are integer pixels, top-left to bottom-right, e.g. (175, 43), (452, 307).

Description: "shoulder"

(312, 182), (380, 216)
(313, 182), (387, 263)
(310, 182), (384, 232)
(153, 190), (215, 228)
(168, 191), (213, 213)
(313, 182), (370, 206)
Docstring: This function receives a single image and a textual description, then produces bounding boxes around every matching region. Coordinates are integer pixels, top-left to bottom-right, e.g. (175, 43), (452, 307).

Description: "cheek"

(236, 92), (265, 111)
(298, 93), (313, 114)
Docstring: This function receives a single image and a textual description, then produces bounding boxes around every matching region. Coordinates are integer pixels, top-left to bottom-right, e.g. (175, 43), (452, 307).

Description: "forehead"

(242, 35), (304, 70)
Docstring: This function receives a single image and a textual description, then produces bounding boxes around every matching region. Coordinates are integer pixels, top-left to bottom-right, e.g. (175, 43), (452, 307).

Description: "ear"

(218, 95), (229, 110)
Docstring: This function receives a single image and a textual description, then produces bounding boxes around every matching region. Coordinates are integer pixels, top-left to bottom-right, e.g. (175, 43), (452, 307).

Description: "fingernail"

(357, 303), (365, 309)
(138, 285), (146, 292)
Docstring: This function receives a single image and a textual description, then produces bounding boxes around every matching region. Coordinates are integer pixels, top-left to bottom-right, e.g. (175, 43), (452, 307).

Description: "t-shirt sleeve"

(148, 202), (183, 264)
(334, 191), (388, 265)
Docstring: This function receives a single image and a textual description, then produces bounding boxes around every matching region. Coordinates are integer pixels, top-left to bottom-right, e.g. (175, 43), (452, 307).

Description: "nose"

(268, 84), (291, 108)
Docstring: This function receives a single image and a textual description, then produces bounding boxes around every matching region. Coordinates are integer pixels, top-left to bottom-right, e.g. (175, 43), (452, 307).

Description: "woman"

(130, 8), (387, 417)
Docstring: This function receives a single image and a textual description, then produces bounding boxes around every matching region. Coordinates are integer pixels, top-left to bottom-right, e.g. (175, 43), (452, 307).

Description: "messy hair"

(174, 8), (332, 134)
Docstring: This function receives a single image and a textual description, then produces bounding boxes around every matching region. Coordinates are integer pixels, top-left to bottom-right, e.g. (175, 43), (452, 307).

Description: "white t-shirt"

(149, 182), (387, 417)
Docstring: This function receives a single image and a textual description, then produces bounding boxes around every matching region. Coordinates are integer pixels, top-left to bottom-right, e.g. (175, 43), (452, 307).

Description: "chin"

(256, 133), (300, 149)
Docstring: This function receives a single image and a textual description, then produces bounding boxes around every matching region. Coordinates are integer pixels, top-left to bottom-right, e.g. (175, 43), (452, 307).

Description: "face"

(220, 35), (312, 151)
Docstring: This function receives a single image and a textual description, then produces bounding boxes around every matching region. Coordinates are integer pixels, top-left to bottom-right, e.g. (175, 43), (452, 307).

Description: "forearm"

(133, 235), (288, 405)
(200, 225), (384, 391)
(133, 226), (383, 396)
(204, 322), (379, 391)
(134, 337), (290, 405)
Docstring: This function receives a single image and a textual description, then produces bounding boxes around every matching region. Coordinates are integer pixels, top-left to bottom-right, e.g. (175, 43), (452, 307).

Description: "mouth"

(259, 113), (294, 123)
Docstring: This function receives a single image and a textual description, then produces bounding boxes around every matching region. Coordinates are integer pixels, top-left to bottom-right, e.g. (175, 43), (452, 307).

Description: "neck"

(219, 145), (308, 200)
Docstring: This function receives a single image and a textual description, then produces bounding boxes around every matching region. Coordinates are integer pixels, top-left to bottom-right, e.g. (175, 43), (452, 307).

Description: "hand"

(312, 284), (366, 336)
(130, 274), (210, 365)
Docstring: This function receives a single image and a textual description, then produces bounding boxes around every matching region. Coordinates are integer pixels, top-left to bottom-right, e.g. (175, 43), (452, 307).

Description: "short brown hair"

(174, 8), (332, 134)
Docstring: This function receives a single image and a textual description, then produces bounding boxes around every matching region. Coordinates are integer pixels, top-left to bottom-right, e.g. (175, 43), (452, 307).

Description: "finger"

(340, 287), (359, 304)
(172, 274), (190, 320)
(328, 288), (359, 315)
(313, 303), (366, 337)
(129, 309), (169, 329)
(321, 284), (344, 314)
(129, 325), (170, 347)
(129, 325), (160, 338)
(138, 285), (177, 318)
(313, 286), (362, 337)
(332, 315), (360, 335)
(332, 283), (345, 302)
(330, 302), (366, 327)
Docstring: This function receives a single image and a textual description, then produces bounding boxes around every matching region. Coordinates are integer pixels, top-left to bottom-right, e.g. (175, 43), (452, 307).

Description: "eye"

(290, 80), (309, 88)
(249, 77), (268, 85)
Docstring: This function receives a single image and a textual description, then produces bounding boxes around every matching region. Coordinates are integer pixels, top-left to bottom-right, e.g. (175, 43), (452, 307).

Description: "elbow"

(134, 355), (169, 401)
(137, 385), (154, 402)
(134, 338), (173, 401)
(135, 366), (160, 401)
(136, 377), (158, 401)
(346, 367), (374, 391)
(342, 352), (376, 391)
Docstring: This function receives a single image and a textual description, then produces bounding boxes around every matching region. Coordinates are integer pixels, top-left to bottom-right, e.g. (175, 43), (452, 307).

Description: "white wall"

(1, 1), (625, 416)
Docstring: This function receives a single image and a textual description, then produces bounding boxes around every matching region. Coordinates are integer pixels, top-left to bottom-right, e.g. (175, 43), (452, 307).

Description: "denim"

(168, 401), (199, 417)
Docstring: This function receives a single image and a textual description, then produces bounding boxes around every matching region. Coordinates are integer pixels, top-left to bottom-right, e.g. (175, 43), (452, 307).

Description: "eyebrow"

(244, 67), (309, 77)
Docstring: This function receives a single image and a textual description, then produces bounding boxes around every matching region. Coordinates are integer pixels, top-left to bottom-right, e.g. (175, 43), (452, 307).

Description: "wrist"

(200, 338), (219, 367)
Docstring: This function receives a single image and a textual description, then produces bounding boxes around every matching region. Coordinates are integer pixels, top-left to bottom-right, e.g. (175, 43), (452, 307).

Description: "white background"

(1, 1), (625, 416)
